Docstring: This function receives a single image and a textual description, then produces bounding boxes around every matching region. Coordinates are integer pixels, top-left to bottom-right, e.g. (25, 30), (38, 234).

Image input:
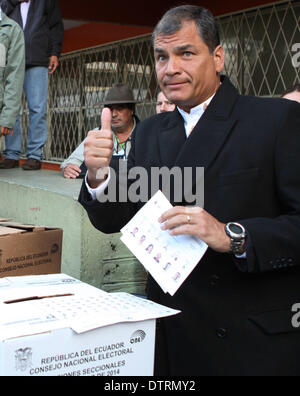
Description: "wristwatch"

(225, 222), (246, 255)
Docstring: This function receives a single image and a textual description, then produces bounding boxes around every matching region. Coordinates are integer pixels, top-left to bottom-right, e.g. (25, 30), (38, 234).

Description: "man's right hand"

(84, 107), (114, 188)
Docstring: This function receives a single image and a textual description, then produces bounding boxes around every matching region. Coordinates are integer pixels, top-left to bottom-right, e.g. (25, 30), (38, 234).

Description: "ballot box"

(0, 274), (179, 376)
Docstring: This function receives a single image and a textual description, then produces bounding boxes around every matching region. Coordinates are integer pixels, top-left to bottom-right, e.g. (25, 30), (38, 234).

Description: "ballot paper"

(121, 190), (208, 296)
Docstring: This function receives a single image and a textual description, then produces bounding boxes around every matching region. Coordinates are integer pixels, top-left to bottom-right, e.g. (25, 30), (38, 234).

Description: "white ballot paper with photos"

(121, 190), (208, 296)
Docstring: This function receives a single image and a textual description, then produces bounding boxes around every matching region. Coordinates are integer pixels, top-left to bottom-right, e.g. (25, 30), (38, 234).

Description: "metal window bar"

(17, 0), (299, 162)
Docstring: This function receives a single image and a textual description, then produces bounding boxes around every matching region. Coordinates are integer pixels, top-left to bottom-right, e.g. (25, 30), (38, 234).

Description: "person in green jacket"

(0, 8), (25, 139)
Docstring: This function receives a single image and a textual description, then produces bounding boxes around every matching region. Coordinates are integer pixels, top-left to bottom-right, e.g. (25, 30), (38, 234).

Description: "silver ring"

(187, 215), (191, 224)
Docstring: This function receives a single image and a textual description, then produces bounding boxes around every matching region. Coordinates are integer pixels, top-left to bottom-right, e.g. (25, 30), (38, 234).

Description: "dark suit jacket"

(79, 77), (300, 376)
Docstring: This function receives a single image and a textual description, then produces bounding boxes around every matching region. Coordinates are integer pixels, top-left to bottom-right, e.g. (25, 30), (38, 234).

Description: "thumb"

(101, 107), (112, 131)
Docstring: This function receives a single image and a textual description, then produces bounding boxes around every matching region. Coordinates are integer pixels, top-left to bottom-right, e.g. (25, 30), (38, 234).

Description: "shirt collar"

(177, 93), (215, 122)
(128, 117), (136, 140)
(113, 117), (136, 147)
(177, 92), (216, 137)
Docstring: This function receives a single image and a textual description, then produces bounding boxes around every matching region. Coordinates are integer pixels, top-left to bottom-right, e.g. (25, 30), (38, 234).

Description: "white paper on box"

(0, 274), (180, 339)
(121, 190), (208, 296)
(0, 274), (180, 376)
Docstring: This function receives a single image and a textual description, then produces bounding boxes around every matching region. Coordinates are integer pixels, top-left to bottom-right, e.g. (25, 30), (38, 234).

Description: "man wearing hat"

(62, 83), (139, 179)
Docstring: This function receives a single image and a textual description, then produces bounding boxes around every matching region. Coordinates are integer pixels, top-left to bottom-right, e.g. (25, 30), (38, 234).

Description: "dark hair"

(152, 5), (220, 54)
(282, 84), (300, 97)
(125, 103), (136, 112)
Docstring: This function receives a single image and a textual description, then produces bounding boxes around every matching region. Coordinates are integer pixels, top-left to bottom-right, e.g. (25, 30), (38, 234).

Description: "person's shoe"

(0, 159), (19, 169)
(22, 158), (42, 171)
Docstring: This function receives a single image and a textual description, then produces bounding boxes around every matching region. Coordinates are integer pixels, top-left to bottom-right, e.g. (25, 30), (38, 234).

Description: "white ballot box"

(0, 274), (180, 376)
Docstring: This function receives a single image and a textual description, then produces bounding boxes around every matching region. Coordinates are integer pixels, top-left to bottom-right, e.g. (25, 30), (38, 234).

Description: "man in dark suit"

(79, 5), (300, 375)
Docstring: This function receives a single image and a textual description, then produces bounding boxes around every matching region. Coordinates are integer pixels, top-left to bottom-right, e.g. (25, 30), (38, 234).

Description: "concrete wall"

(0, 169), (146, 294)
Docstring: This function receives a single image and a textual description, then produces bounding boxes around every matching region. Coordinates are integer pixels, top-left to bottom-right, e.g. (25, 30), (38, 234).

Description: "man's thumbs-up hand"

(84, 108), (114, 188)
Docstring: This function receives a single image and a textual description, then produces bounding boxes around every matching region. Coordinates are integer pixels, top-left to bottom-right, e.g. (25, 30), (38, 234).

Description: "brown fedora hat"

(103, 83), (137, 105)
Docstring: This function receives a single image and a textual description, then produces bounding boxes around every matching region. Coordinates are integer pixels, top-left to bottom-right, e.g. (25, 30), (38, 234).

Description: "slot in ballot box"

(0, 274), (180, 376)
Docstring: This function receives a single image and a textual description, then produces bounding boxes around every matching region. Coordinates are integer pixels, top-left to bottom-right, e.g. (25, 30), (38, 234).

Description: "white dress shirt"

(177, 95), (215, 137)
(21, 1), (30, 29)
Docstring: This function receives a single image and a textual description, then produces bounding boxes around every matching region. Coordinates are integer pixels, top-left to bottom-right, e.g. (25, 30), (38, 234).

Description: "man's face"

(283, 91), (300, 103)
(154, 21), (224, 112)
(106, 104), (134, 133)
(156, 91), (176, 113)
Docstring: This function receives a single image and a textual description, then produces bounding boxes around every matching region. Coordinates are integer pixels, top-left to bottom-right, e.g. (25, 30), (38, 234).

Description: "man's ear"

(214, 45), (225, 73)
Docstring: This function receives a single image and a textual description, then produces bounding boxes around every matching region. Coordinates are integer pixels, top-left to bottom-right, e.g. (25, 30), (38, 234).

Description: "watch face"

(229, 223), (243, 234)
